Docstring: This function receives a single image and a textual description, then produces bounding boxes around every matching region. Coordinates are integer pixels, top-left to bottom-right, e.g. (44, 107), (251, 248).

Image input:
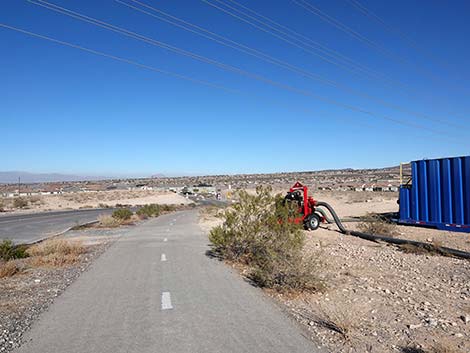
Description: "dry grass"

(27, 239), (85, 267)
(199, 205), (225, 221)
(0, 260), (22, 278)
(358, 213), (397, 236)
(97, 214), (122, 228)
(398, 240), (451, 257)
(295, 304), (354, 341)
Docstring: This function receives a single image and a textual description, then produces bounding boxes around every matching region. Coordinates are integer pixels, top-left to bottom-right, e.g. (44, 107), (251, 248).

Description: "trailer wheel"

(305, 214), (320, 231)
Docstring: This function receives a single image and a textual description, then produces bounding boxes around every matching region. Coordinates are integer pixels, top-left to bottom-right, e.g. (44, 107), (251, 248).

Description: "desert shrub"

(161, 204), (176, 212)
(97, 214), (121, 227)
(27, 239), (85, 267)
(209, 186), (323, 292)
(0, 260), (22, 278)
(0, 240), (29, 261)
(137, 204), (160, 218)
(13, 197), (28, 209)
(398, 241), (451, 257)
(358, 213), (397, 236)
(112, 208), (133, 221)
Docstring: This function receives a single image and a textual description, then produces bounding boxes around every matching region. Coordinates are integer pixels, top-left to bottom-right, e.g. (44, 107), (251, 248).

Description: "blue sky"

(1, 0), (469, 176)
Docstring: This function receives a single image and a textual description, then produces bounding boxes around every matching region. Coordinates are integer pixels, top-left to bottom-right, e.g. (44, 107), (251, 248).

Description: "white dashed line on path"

(161, 253), (167, 262)
(161, 292), (173, 310)
(163, 238), (168, 242)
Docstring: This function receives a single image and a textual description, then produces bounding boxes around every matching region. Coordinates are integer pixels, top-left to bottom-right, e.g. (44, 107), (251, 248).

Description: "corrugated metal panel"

(399, 156), (470, 232)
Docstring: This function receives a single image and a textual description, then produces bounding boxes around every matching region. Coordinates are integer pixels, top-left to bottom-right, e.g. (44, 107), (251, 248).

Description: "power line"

(26, 0), (448, 135)
(291, 0), (470, 95)
(201, 0), (412, 92)
(116, 0), (463, 129)
(345, 0), (420, 48)
(344, 0), (468, 86)
(221, 0), (402, 86)
(204, 0), (469, 123)
(0, 23), (234, 92)
(292, 0), (407, 63)
(0, 22), (377, 132)
(1, 22), (458, 144)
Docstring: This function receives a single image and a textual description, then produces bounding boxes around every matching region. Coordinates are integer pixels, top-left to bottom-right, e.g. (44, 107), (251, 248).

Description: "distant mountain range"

(0, 172), (111, 184)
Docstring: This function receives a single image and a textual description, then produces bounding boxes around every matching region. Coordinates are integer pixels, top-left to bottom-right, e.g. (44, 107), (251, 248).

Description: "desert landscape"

(200, 189), (470, 353)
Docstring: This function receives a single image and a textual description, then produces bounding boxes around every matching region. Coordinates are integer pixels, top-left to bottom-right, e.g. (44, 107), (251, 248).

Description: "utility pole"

(18, 176), (21, 196)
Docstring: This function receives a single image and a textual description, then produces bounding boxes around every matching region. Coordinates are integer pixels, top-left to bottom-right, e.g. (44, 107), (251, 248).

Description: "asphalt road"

(14, 210), (321, 353)
(0, 209), (115, 244)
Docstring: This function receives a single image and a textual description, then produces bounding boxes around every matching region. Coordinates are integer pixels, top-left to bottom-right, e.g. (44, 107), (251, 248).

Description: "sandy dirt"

(199, 191), (470, 353)
(1, 190), (192, 215)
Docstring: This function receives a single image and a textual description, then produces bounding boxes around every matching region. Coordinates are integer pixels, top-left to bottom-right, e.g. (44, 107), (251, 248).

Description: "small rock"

(34, 279), (41, 284)
(425, 318), (438, 327)
(408, 324), (422, 330)
(461, 315), (470, 324)
(454, 333), (464, 338)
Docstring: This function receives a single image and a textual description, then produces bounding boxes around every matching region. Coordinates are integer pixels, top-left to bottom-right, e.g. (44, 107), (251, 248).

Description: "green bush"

(13, 197), (28, 209)
(0, 240), (29, 261)
(161, 204), (176, 212)
(112, 208), (133, 221)
(136, 204), (161, 218)
(209, 186), (323, 292)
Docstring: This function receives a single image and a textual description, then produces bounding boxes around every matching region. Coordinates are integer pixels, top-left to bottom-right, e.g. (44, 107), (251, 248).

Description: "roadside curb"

(27, 220), (100, 245)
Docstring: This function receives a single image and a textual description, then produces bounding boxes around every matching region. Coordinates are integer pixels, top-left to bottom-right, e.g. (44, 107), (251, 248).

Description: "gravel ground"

(0, 242), (111, 352)
(199, 195), (470, 353)
(279, 227), (470, 353)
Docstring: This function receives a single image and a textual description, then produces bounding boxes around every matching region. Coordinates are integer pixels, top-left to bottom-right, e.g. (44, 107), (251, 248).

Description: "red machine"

(284, 181), (324, 230)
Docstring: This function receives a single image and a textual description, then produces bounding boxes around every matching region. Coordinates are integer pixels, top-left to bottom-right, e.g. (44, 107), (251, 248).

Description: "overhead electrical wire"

(0, 22), (378, 132)
(291, 0), (469, 95)
(114, 0), (462, 129)
(344, 0), (421, 49)
(291, 0), (407, 63)
(201, 0), (412, 92)
(344, 0), (470, 94)
(202, 0), (469, 122)
(25, 0), (449, 135)
(0, 23), (234, 93)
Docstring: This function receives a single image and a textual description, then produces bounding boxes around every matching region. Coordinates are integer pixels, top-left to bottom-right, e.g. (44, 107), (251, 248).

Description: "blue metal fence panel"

(399, 156), (470, 233)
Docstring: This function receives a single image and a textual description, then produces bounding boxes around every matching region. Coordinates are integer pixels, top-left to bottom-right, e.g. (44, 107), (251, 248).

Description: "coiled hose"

(315, 201), (470, 260)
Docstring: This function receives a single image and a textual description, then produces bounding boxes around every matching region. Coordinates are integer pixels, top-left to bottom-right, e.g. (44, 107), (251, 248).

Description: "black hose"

(315, 206), (360, 224)
(348, 231), (470, 259)
(316, 201), (470, 260)
(315, 207), (333, 224)
(316, 201), (348, 233)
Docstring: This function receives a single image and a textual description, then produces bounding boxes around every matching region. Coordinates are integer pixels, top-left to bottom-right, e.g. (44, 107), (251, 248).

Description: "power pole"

(18, 176), (21, 196)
